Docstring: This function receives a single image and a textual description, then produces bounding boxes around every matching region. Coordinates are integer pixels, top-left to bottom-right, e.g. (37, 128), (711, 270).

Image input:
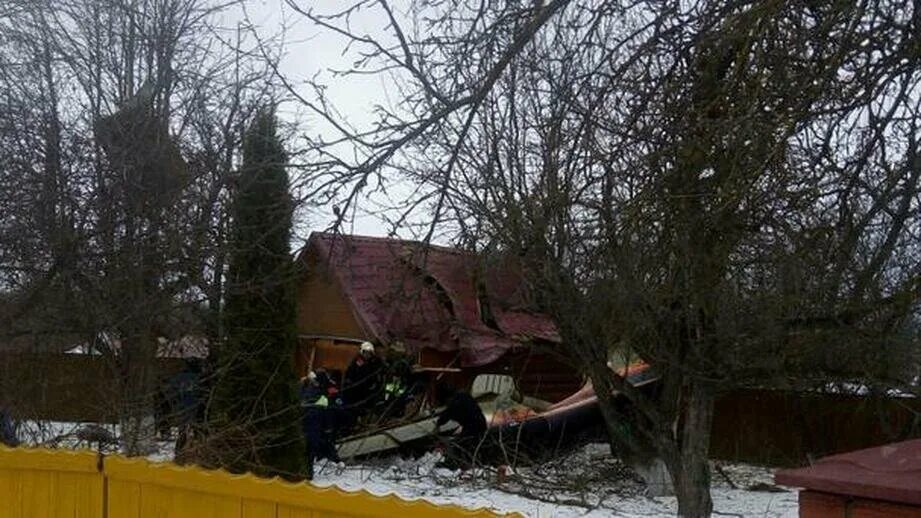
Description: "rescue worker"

(315, 368), (346, 444)
(435, 383), (488, 469)
(343, 342), (385, 417)
(314, 368), (339, 401)
(382, 374), (406, 417)
(381, 356), (421, 419)
(301, 372), (339, 480)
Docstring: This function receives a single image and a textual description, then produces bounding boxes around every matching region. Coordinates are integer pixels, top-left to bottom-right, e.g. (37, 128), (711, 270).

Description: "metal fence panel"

(0, 447), (511, 518)
(0, 448), (104, 518)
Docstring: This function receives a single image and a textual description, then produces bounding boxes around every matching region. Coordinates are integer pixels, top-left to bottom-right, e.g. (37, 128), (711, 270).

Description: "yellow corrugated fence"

(0, 447), (516, 518)
(0, 448), (103, 518)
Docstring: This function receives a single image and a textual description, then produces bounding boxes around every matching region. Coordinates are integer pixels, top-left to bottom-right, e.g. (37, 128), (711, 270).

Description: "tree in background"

(209, 109), (305, 478)
(285, 1), (921, 515)
(0, 0), (278, 455)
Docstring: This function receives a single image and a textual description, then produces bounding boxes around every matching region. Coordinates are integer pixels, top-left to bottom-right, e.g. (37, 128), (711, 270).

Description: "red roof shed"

(775, 439), (921, 517)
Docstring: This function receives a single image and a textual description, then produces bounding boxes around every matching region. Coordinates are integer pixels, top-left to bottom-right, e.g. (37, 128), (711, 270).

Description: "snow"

(311, 444), (799, 517)
(822, 381), (917, 399)
(16, 421), (798, 517)
(19, 419), (116, 446)
(18, 420), (175, 461)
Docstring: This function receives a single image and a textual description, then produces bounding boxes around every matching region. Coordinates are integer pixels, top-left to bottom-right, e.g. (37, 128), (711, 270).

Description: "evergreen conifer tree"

(210, 108), (305, 477)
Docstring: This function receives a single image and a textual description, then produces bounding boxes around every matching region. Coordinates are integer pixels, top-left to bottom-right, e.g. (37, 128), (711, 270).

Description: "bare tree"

(285, 1), (921, 515)
(0, 0), (279, 455)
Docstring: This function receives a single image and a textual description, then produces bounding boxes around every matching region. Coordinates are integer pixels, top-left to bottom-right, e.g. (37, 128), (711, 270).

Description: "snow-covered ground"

(18, 420), (175, 461)
(311, 444), (798, 517)
(17, 422), (797, 517)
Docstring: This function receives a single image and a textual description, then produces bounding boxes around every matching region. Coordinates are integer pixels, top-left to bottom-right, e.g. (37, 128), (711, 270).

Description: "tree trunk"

(591, 367), (675, 495)
(670, 381), (716, 518)
(633, 456), (675, 497)
(119, 334), (158, 455)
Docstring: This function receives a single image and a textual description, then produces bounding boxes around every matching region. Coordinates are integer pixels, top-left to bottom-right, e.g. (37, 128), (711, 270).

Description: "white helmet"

(360, 341), (375, 354)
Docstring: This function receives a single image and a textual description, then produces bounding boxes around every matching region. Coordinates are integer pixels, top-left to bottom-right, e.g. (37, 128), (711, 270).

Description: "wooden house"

(294, 232), (582, 403)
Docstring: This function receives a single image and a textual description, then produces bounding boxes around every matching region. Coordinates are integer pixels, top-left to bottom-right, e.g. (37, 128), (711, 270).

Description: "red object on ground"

(302, 232), (561, 367)
(547, 362), (653, 411)
(496, 464), (513, 486)
(775, 439), (921, 516)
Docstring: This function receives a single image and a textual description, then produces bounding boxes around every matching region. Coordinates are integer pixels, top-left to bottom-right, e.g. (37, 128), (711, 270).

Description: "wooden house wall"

(797, 490), (921, 518)
(511, 352), (584, 403)
(295, 338), (361, 382)
(296, 249), (369, 341)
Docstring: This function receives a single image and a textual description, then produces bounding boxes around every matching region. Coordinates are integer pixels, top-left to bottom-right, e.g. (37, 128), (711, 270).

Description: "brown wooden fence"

(5, 352), (919, 468)
(0, 353), (183, 423)
(710, 388), (921, 466)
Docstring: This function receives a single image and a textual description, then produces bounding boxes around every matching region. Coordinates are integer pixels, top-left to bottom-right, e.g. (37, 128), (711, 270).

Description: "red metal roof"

(775, 439), (921, 505)
(301, 232), (561, 367)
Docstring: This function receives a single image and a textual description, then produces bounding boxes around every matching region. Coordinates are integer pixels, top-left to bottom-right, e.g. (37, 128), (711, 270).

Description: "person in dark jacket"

(435, 383), (488, 469)
(0, 406), (18, 447)
(154, 383), (171, 439)
(314, 368), (346, 445)
(171, 359), (203, 453)
(315, 368), (339, 403)
(382, 357), (424, 419)
(301, 372), (339, 480)
(343, 342), (385, 416)
(435, 384), (487, 439)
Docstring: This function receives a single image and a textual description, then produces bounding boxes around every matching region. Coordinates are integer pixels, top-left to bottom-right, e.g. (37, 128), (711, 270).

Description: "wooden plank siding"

(798, 490), (921, 518)
(510, 352), (584, 403)
(295, 338), (361, 381)
(296, 248), (369, 341)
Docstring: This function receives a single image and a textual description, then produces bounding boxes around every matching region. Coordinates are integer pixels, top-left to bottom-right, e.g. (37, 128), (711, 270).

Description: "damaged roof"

(301, 232), (561, 367)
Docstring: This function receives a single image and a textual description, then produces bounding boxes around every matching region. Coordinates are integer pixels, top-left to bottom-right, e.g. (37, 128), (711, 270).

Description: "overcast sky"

(224, 1), (417, 242)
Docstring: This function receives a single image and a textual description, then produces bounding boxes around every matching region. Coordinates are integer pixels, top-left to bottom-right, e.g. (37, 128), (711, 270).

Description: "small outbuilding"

(775, 438), (921, 517)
